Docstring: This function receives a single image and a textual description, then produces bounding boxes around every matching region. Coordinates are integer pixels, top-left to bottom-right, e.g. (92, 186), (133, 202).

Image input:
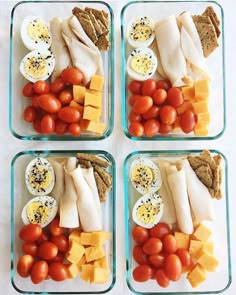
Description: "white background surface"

(0, 0), (235, 294)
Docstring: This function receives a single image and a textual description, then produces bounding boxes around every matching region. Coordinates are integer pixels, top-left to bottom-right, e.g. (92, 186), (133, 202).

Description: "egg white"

(25, 157), (55, 196)
(130, 156), (162, 194)
(21, 196), (58, 228)
(132, 193), (164, 229)
(21, 16), (52, 51)
(127, 16), (155, 48)
(126, 47), (158, 81)
(20, 49), (55, 82)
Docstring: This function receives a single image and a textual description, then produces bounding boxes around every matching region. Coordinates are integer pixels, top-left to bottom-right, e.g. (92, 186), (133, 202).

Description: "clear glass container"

(124, 150), (231, 294)
(121, 1), (225, 140)
(11, 150), (116, 294)
(9, 1), (114, 140)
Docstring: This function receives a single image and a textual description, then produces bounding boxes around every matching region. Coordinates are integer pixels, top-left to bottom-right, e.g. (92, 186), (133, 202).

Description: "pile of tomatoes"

(22, 68), (84, 136)
(17, 216), (70, 284)
(127, 79), (196, 137)
(132, 223), (191, 288)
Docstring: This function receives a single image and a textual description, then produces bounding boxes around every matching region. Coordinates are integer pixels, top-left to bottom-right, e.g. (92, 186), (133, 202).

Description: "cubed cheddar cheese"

(81, 120), (106, 135)
(177, 101), (193, 115)
(81, 232), (92, 246)
(90, 231), (111, 246)
(196, 112), (211, 124)
(195, 249), (219, 272)
(90, 75), (104, 91)
(85, 246), (105, 262)
(70, 100), (84, 115)
(69, 229), (82, 244)
(187, 263), (208, 288)
(192, 223), (212, 241)
(80, 264), (94, 283)
(194, 80), (209, 100)
(193, 101), (208, 114)
(67, 263), (79, 279)
(67, 241), (85, 264)
(84, 90), (102, 109)
(175, 232), (190, 249)
(77, 255), (87, 271)
(182, 85), (195, 101)
(92, 267), (109, 284)
(94, 256), (109, 270)
(73, 85), (86, 104)
(83, 106), (100, 122)
(194, 126), (208, 136)
(189, 239), (202, 256)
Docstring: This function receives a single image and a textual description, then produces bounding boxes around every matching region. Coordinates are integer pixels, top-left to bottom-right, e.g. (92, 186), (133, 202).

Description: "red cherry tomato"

(33, 119), (42, 133)
(132, 226), (149, 244)
(141, 79), (157, 96)
(155, 269), (170, 288)
(132, 245), (149, 265)
(133, 264), (153, 282)
(180, 110), (196, 133)
(22, 82), (35, 97)
(68, 122), (82, 136)
(37, 94), (61, 113)
(58, 90), (73, 105)
(23, 106), (37, 122)
(48, 252), (64, 263)
(49, 262), (68, 281)
(22, 242), (38, 257)
(50, 235), (69, 252)
(19, 224), (42, 242)
(30, 260), (48, 284)
(128, 80), (142, 94)
(163, 234), (177, 254)
(50, 217), (64, 236)
(50, 77), (66, 94)
(17, 255), (34, 278)
(61, 68), (84, 85)
(176, 248), (191, 267)
(143, 105), (160, 120)
(41, 114), (55, 134)
(38, 241), (58, 260)
(36, 230), (50, 245)
(55, 119), (68, 135)
(164, 254), (182, 281)
(148, 253), (165, 268)
(156, 79), (171, 90)
(58, 106), (81, 123)
(153, 89), (167, 105)
(160, 105), (177, 125)
(128, 121), (144, 137)
(144, 119), (160, 137)
(167, 87), (184, 108)
(143, 237), (163, 255)
(31, 95), (39, 108)
(128, 111), (142, 122)
(149, 223), (171, 239)
(132, 96), (153, 114)
(33, 80), (50, 94)
(128, 95), (142, 107)
(158, 122), (173, 134)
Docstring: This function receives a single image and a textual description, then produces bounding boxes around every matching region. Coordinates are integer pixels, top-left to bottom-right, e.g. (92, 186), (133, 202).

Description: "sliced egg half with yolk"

(21, 16), (52, 51)
(127, 16), (155, 48)
(130, 156), (162, 194)
(132, 193), (163, 229)
(126, 47), (158, 81)
(20, 49), (55, 82)
(21, 195), (58, 228)
(25, 157), (55, 196)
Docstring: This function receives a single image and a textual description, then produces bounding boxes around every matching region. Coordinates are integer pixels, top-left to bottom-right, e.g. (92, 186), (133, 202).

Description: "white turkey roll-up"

(167, 169), (193, 234)
(155, 15), (190, 87)
(71, 165), (102, 232)
(59, 157), (80, 228)
(81, 167), (102, 225)
(181, 159), (215, 223)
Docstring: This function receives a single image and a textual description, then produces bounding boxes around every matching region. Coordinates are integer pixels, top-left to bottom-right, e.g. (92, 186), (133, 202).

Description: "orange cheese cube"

(77, 255), (87, 271)
(195, 249), (219, 272)
(83, 106), (100, 122)
(177, 101), (193, 115)
(84, 90), (102, 109)
(73, 85), (86, 104)
(80, 232), (92, 245)
(192, 223), (212, 241)
(85, 246), (105, 262)
(189, 239), (202, 256)
(81, 120), (106, 135)
(194, 126), (208, 136)
(67, 241), (85, 264)
(194, 80), (209, 100)
(80, 264), (94, 283)
(175, 231), (190, 249)
(187, 263), (208, 288)
(67, 263), (79, 279)
(196, 112), (210, 124)
(94, 256), (109, 270)
(69, 100), (84, 115)
(69, 229), (82, 244)
(90, 75), (104, 91)
(193, 101), (208, 113)
(92, 267), (109, 284)
(182, 86), (195, 101)
(90, 231), (111, 246)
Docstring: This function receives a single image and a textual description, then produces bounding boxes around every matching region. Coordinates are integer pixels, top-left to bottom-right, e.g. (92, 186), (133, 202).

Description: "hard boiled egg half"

(132, 193), (163, 229)
(126, 47), (157, 81)
(25, 157), (55, 196)
(130, 156), (162, 194)
(21, 196), (58, 228)
(21, 16), (52, 51)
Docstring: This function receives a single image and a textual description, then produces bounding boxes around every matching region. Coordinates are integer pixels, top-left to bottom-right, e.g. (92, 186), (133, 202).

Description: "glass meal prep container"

(124, 150), (231, 294)
(10, 150), (116, 294)
(121, 1), (225, 140)
(9, 1), (114, 140)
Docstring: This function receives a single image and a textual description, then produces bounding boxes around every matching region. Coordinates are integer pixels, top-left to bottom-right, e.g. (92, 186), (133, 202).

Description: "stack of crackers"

(192, 6), (221, 57)
(72, 6), (110, 51)
(187, 150), (222, 199)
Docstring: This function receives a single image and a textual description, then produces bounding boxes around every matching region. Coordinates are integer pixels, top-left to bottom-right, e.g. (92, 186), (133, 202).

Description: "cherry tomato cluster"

(127, 79), (197, 137)
(22, 68), (84, 136)
(132, 223), (191, 288)
(17, 217), (70, 284)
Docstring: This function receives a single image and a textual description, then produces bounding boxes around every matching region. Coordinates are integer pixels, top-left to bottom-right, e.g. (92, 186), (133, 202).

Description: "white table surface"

(0, 0), (235, 294)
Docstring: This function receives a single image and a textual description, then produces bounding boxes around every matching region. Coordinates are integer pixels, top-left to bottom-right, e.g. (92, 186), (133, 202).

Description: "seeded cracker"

(94, 171), (108, 202)
(76, 153), (111, 168)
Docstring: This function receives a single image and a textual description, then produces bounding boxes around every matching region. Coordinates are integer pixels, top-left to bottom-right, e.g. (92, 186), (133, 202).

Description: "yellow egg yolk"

(24, 56), (48, 79)
(131, 165), (153, 191)
(136, 203), (159, 225)
(129, 23), (152, 42)
(27, 20), (49, 44)
(26, 201), (49, 225)
(29, 165), (52, 193)
(130, 54), (155, 76)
